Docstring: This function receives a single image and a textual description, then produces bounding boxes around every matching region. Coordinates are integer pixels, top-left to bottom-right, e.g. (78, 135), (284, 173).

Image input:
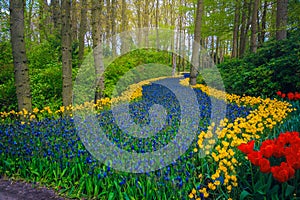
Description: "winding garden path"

(0, 178), (70, 200)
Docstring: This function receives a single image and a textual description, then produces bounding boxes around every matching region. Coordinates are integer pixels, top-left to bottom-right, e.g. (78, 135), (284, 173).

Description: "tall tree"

(111, 0), (117, 56)
(143, 0), (150, 46)
(71, 0), (78, 42)
(38, 0), (51, 42)
(276, 0), (288, 40)
(190, 0), (203, 85)
(9, 0), (32, 112)
(61, 0), (73, 107)
(78, 0), (87, 63)
(51, 0), (61, 34)
(26, 0), (34, 42)
(250, 0), (259, 53)
(92, 0), (105, 101)
(232, 0), (240, 58)
(258, 0), (267, 46)
(120, 0), (127, 53)
(239, 0), (251, 57)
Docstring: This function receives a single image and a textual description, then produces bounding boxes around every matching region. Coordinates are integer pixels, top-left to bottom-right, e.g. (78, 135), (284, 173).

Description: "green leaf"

(240, 190), (252, 200)
(285, 184), (295, 198)
(269, 185), (279, 195)
(108, 192), (115, 200)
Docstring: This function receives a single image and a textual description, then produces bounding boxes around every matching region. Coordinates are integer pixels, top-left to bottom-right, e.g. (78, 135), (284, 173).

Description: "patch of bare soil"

(0, 178), (70, 200)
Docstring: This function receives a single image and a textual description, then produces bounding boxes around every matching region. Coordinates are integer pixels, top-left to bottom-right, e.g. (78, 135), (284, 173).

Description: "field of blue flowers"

(1, 77), (299, 200)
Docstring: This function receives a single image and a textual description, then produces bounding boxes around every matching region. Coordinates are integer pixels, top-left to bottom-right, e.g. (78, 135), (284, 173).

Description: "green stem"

(282, 182), (285, 200)
(250, 163), (255, 193)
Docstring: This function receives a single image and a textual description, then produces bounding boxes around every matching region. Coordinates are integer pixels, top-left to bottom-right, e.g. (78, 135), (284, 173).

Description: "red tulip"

(276, 91), (282, 96)
(259, 158), (271, 173)
(271, 162), (295, 183)
(237, 140), (255, 154)
(287, 92), (295, 100)
(247, 151), (263, 166)
(260, 139), (275, 158)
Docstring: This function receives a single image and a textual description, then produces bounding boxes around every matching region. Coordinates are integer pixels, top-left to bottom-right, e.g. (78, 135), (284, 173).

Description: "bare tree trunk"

(121, 0), (127, 53)
(276, 0), (288, 40)
(239, 0), (252, 57)
(105, 0), (111, 47)
(259, 0), (267, 46)
(51, 0), (61, 34)
(38, 0), (44, 43)
(211, 36), (214, 62)
(190, 0), (203, 85)
(78, 0), (87, 63)
(143, 0), (149, 46)
(26, 0), (34, 43)
(9, 0), (32, 112)
(92, 0), (105, 101)
(219, 40), (224, 63)
(71, 0), (78, 42)
(215, 36), (219, 64)
(250, 0), (258, 53)
(239, 0), (247, 57)
(61, 0), (73, 107)
(38, 0), (51, 42)
(111, 0), (117, 56)
(269, 2), (277, 38)
(155, 0), (159, 50)
(232, 0), (240, 58)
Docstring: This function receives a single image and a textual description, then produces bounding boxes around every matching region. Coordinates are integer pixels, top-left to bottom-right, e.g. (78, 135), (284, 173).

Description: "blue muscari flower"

(214, 176), (224, 184)
(119, 178), (126, 186)
(86, 156), (92, 163)
(178, 180), (183, 188)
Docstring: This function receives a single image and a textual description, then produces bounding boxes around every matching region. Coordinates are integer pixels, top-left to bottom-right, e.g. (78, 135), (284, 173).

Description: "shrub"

(217, 30), (300, 97)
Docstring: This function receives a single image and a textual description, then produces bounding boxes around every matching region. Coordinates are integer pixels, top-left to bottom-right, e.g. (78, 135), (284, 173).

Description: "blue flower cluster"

(0, 77), (252, 199)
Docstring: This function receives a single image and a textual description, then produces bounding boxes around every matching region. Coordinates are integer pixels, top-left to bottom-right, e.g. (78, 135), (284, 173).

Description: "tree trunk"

(239, 0), (252, 57)
(78, 0), (87, 63)
(215, 36), (219, 64)
(219, 40), (224, 63)
(9, 0), (32, 112)
(190, 0), (203, 85)
(143, 0), (149, 46)
(26, 0), (34, 43)
(259, 0), (267, 46)
(92, 0), (105, 102)
(105, 0), (111, 47)
(71, 0), (78, 42)
(51, 0), (61, 34)
(121, 0), (127, 53)
(38, 0), (50, 43)
(269, 1), (276, 38)
(250, 0), (258, 53)
(61, 0), (73, 107)
(232, 0), (240, 58)
(276, 0), (288, 40)
(111, 0), (117, 56)
(239, 0), (247, 57)
(211, 36), (214, 62)
(155, 0), (159, 50)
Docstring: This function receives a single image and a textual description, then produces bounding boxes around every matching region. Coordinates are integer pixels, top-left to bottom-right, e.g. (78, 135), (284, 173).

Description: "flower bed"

(180, 78), (298, 199)
(0, 77), (298, 199)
